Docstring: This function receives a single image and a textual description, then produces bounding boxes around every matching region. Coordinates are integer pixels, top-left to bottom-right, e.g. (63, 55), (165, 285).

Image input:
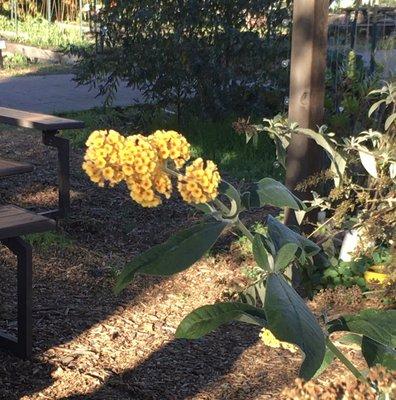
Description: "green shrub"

(73, 0), (291, 118)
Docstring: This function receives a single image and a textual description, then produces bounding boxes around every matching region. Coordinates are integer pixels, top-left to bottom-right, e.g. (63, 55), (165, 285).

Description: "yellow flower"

(149, 130), (191, 169)
(83, 129), (220, 209)
(177, 158), (221, 204)
(83, 129), (125, 187)
(260, 329), (298, 353)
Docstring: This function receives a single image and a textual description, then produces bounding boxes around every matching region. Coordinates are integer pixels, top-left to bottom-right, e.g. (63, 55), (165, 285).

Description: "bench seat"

(0, 106), (85, 130)
(0, 158), (33, 178)
(0, 205), (55, 240)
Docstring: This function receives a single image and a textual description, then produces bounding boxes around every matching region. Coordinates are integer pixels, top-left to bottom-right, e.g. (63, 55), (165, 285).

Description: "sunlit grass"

(61, 106), (280, 181)
(0, 15), (90, 50)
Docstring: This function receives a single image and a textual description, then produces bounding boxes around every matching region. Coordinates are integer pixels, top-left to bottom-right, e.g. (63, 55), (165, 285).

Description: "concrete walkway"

(0, 74), (144, 113)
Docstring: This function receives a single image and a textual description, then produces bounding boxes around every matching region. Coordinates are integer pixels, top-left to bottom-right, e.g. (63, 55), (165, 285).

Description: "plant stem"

(307, 215), (335, 239)
(326, 338), (367, 383)
(236, 219), (255, 243)
(213, 198), (231, 215)
(162, 165), (181, 179)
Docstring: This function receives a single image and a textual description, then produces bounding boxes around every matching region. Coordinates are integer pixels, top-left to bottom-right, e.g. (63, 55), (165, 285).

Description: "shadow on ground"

(62, 327), (264, 400)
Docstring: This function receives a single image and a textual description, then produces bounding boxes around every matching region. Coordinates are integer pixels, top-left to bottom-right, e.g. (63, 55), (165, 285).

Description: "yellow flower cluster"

(120, 135), (164, 208)
(149, 130), (191, 169)
(260, 328), (298, 353)
(178, 158), (221, 204)
(83, 129), (221, 207)
(82, 130), (125, 187)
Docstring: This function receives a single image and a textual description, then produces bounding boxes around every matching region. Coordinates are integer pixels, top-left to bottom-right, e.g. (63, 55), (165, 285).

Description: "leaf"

(359, 151), (378, 178)
(294, 210), (306, 226)
(390, 162), (396, 179)
(267, 215), (320, 259)
(274, 137), (287, 170)
(327, 309), (396, 348)
(115, 220), (229, 294)
(368, 99), (386, 117)
(361, 336), (396, 370)
(385, 113), (396, 131)
(264, 273), (326, 380)
(249, 178), (306, 211)
(298, 128), (347, 181)
(219, 180), (241, 216)
(193, 203), (215, 214)
(252, 234), (271, 271)
(176, 302), (267, 339)
(313, 347), (335, 378)
(274, 243), (299, 272)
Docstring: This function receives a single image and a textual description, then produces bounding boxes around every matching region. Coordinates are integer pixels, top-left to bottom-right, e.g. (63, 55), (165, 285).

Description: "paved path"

(0, 74), (144, 113)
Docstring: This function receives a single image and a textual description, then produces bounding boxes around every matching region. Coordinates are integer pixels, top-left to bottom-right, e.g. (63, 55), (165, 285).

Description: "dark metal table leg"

(42, 130), (70, 219)
(0, 237), (32, 359)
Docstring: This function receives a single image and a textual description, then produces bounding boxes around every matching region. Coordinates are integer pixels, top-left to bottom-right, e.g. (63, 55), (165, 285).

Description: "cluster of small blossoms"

(82, 130), (125, 187)
(149, 130), (191, 169)
(120, 135), (163, 208)
(178, 158), (221, 204)
(260, 328), (298, 353)
(83, 129), (221, 207)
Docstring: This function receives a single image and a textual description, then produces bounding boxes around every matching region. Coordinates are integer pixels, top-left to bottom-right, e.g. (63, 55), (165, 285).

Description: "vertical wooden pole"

(286, 0), (329, 226)
(47, 0), (51, 21)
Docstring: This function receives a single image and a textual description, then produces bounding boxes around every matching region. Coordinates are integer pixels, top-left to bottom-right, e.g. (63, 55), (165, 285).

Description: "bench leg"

(42, 130), (70, 219)
(0, 238), (32, 359)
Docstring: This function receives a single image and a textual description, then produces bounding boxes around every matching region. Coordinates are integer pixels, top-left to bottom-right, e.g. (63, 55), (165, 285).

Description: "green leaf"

(313, 347), (335, 378)
(337, 332), (363, 347)
(368, 99), (386, 117)
(267, 215), (320, 259)
(219, 180), (241, 216)
(176, 302), (267, 339)
(327, 309), (396, 348)
(359, 150), (378, 178)
(362, 336), (396, 370)
(252, 234), (271, 271)
(274, 243), (299, 272)
(193, 203), (214, 214)
(115, 220), (229, 294)
(264, 273), (326, 380)
(298, 128), (347, 181)
(249, 178), (306, 211)
(385, 113), (396, 131)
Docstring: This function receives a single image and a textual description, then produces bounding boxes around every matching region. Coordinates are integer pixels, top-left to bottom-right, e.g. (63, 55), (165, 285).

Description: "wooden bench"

(0, 205), (55, 359)
(0, 107), (83, 359)
(0, 158), (33, 178)
(0, 106), (85, 218)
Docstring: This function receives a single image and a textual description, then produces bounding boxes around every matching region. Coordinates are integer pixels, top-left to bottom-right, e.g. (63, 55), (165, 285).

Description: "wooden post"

(286, 0), (329, 226)
(47, 0), (51, 21)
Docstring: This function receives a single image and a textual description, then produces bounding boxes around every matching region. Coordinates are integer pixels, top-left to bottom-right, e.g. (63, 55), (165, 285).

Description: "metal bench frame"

(0, 106), (85, 219)
(42, 130), (70, 219)
(0, 237), (32, 359)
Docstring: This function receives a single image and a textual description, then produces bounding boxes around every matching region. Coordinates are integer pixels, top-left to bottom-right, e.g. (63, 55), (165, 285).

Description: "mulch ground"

(0, 127), (361, 400)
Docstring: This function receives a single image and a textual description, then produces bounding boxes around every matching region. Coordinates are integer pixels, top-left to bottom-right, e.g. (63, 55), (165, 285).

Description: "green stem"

(162, 164), (181, 179)
(326, 338), (367, 383)
(213, 198), (231, 216)
(236, 219), (255, 243)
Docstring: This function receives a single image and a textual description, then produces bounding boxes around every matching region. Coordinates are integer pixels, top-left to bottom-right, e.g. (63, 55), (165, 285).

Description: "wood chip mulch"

(0, 127), (360, 400)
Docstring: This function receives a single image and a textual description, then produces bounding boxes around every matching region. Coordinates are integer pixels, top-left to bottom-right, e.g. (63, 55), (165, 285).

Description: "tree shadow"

(62, 325), (265, 400)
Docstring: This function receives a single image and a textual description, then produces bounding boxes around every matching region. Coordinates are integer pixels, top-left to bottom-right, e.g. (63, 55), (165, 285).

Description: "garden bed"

(0, 126), (378, 400)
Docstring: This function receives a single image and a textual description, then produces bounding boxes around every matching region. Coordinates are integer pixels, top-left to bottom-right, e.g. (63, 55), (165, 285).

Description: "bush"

(73, 0), (291, 118)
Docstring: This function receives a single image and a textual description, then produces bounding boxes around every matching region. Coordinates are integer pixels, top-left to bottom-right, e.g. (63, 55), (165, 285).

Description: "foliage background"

(73, 0), (292, 118)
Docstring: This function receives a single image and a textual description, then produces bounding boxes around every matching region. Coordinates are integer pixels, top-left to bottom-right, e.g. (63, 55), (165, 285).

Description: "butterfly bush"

(83, 129), (221, 207)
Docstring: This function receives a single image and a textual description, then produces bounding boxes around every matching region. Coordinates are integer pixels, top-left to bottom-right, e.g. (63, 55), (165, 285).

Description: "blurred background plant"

(234, 80), (395, 297)
(73, 0), (292, 119)
(0, 14), (89, 49)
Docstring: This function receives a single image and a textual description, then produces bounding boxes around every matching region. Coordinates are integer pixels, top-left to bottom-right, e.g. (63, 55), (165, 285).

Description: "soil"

(0, 127), (364, 400)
